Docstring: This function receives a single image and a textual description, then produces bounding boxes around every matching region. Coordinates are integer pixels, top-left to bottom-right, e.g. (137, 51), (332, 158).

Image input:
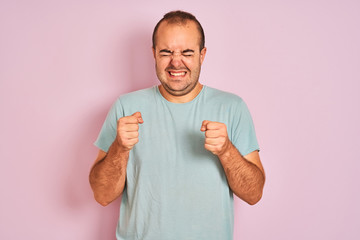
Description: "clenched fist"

(116, 112), (143, 152)
(201, 120), (230, 156)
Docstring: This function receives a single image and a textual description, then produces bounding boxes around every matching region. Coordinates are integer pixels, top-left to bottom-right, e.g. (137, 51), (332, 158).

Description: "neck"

(158, 83), (203, 103)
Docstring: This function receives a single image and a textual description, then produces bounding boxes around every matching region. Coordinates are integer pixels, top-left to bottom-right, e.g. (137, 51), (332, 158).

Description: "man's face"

(153, 21), (206, 97)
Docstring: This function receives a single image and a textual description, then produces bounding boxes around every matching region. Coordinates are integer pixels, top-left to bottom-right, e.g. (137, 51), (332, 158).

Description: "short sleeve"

(94, 98), (124, 152)
(230, 99), (259, 156)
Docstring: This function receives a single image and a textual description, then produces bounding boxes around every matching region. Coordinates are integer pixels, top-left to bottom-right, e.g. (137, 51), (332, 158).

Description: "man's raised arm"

(201, 120), (265, 205)
(89, 112), (143, 206)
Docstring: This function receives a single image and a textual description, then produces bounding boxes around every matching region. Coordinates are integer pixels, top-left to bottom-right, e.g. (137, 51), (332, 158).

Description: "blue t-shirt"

(95, 85), (259, 240)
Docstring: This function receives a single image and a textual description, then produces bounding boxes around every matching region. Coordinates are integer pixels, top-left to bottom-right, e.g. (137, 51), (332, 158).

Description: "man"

(90, 10), (265, 240)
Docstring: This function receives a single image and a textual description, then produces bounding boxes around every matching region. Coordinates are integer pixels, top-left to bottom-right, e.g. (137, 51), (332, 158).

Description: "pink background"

(1, 0), (359, 239)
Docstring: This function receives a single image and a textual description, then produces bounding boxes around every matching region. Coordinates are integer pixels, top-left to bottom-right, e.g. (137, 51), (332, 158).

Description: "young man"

(90, 10), (265, 240)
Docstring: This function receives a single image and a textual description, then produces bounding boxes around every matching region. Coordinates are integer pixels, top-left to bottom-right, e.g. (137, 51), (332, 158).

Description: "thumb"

(200, 120), (210, 132)
(132, 112), (144, 124)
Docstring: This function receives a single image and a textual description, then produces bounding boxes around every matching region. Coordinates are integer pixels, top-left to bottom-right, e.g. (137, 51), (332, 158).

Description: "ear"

(152, 47), (156, 59)
(200, 47), (207, 64)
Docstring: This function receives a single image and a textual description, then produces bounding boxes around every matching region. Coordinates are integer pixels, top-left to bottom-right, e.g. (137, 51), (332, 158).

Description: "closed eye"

(159, 49), (172, 56)
(158, 49), (195, 57)
(182, 49), (194, 57)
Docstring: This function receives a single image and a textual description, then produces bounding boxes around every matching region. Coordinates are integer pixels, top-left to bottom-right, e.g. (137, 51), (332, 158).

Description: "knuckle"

(118, 121), (127, 129)
(118, 117), (127, 123)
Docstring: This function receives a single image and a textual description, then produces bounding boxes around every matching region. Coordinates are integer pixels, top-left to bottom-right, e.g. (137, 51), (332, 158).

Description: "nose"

(170, 52), (183, 68)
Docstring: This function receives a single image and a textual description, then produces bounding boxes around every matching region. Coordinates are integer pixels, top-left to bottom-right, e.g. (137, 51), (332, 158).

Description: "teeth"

(170, 72), (185, 76)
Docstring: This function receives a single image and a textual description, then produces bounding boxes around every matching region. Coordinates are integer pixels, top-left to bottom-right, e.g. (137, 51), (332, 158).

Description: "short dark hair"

(152, 10), (205, 50)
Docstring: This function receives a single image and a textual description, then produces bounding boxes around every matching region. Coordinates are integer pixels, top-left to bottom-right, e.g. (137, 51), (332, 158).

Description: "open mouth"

(168, 71), (187, 77)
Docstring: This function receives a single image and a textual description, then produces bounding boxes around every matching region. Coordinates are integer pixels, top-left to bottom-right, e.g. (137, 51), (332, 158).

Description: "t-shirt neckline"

(155, 85), (207, 106)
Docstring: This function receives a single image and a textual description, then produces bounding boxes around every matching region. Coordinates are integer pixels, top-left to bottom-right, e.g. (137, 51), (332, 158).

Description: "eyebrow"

(159, 49), (172, 53)
(182, 49), (194, 53)
(158, 49), (195, 54)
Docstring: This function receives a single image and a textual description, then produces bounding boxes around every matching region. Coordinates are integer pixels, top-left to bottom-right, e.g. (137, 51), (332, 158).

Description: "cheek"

(184, 61), (196, 72)
(183, 57), (200, 67)
(178, 58), (190, 67)
(157, 59), (170, 69)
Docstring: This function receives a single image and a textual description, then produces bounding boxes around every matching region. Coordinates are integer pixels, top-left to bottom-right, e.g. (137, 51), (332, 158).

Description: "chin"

(166, 81), (199, 96)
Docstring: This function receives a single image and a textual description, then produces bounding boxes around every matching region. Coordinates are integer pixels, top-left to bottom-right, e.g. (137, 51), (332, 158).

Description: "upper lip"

(166, 67), (189, 72)
(169, 71), (186, 73)
(168, 71), (186, 75)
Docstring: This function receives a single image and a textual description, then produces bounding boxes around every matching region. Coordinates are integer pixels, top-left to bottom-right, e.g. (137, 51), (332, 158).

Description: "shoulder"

(115, 86), (157, 105)
(203, 86), (245, 106)
(110, 86), (160, 116)
(118, 86), (156, 101)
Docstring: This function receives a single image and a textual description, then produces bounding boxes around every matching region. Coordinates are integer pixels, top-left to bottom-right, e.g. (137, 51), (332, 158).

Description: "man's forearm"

(90, 112), (143, 206)
(89, 141), (129, 206)
(218, 143), (265, 205)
